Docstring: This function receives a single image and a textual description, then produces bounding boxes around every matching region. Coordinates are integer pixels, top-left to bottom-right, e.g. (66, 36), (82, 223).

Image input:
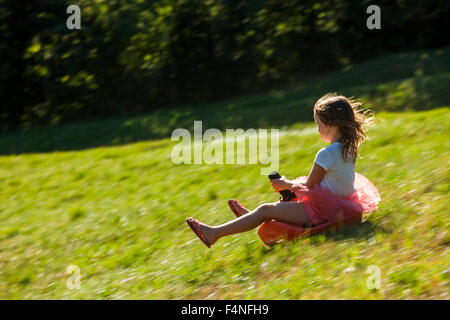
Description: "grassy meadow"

(0, 46), (449, 299)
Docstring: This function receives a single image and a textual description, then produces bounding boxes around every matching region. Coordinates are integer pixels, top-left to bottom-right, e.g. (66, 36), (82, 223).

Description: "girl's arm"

(271, 163), (326, 192)
(303, 163), (326, 188)
(290, 163), (326, 190)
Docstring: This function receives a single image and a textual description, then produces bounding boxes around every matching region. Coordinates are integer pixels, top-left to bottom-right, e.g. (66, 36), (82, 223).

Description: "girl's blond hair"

(314, 93), (376, 163)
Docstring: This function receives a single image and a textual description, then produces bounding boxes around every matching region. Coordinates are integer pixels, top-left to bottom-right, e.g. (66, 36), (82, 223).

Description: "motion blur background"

(1, 0), (449, 131)
(0, 1), (449, 299)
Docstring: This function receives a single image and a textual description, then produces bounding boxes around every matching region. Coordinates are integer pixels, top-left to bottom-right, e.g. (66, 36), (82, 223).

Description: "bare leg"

(199, 201), (312, 245)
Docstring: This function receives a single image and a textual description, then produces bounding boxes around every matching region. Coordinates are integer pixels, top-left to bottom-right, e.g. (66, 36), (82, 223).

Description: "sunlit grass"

(0, 106), (448, 299)
(1, 46), (449, 299)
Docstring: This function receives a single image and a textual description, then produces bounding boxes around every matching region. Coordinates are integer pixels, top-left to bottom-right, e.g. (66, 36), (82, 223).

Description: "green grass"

(2, 46), (450, 155)
(0, 47), (449, 299)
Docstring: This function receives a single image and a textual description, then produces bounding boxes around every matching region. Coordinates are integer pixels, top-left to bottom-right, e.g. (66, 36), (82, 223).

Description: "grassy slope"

(1, 46), (450, 155)
(0, 47), (449, 299)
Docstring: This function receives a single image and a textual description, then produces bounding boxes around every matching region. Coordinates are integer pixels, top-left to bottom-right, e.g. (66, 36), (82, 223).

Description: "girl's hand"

(292, 182), (309, 192)
(270, 176), (292, 192)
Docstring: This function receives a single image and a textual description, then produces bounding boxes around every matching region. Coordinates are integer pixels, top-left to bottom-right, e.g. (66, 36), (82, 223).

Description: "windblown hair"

(314, 93), (376, 163)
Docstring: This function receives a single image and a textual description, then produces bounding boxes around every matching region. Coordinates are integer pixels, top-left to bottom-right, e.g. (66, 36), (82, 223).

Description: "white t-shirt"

(314, 142), (356, 197)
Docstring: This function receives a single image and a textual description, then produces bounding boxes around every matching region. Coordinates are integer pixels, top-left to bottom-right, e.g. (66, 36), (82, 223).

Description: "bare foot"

(228, 199), (249, 217)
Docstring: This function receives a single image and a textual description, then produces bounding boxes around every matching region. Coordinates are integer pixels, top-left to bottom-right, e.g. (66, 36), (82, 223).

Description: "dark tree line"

(1, 0), (449, 131)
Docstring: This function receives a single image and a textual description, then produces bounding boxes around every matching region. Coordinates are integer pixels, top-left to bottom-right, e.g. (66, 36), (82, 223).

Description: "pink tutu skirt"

(291, 173), (381, 226)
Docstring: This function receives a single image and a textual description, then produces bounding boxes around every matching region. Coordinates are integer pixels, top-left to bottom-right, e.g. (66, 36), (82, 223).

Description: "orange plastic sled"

(257, 207), (363, 246)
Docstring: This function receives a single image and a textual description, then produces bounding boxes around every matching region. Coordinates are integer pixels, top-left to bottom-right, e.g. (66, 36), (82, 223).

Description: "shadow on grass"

(324, 221), (388, 242)
(0, 96), (315, 155)
(257, 221), (391, 252)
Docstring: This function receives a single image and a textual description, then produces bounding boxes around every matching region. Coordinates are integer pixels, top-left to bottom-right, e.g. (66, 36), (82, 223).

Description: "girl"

(186, 93), (381, 248)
